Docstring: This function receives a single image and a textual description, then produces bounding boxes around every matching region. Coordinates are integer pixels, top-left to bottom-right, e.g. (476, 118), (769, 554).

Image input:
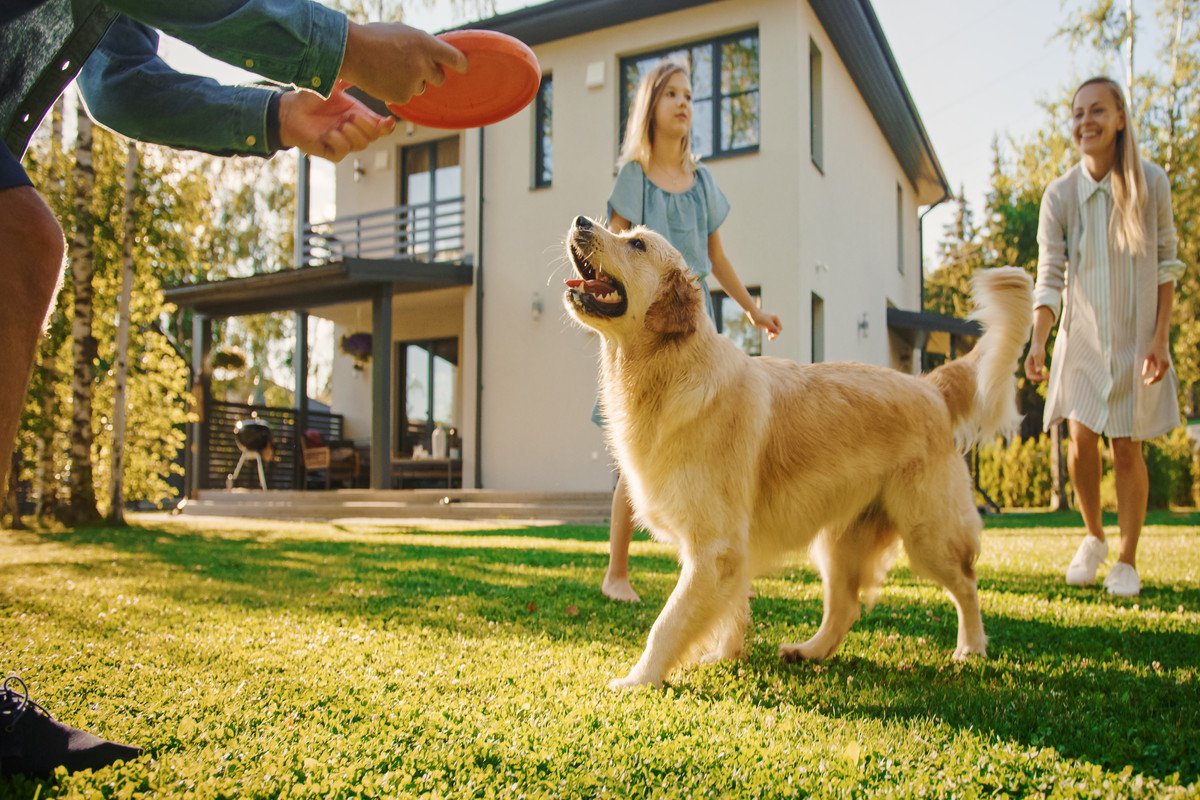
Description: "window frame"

(532, 73), (553, 189)
(809, 39), (824, 173)
(618, 28), (761, 163)
(710, 286), (764, 356)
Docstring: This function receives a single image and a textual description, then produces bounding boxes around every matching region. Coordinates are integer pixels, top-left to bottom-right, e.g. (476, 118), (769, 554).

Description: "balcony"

(301, 197), (466, 267)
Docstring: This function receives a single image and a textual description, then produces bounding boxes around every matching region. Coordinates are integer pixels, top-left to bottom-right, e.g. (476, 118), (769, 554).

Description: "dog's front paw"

(698, 647), (743, 666)
(778, 641), (833, 663)
(952, 643), (987, 661)
(608, 672), (662, 691)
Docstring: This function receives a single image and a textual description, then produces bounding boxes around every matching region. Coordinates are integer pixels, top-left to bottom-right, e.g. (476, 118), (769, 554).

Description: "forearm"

(1030, 305), (1056, 349)
(1153, 281), (1174, 344)
(710, 254), (757, 314)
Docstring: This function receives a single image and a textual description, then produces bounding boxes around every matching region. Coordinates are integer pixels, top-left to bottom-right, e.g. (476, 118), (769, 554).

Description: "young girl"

(599, 60), (782, 602)
(1025, 76), (1185, 597)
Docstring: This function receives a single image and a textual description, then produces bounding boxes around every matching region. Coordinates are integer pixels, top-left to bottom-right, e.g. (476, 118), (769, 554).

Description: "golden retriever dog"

(562, 215), (1033, 690)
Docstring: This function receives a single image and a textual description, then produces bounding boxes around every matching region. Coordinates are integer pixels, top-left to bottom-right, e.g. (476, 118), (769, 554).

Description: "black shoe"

(0, 675), (142, 778)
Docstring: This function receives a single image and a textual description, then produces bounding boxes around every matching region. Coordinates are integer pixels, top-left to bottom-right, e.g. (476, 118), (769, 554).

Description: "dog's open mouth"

(565, 238), (627, 318)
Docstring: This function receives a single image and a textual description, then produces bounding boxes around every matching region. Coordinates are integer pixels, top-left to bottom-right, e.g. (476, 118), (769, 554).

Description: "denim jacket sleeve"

(79, 18), (285, 157)
(78, 0), (347, 157)
(104, 0), (347, 96)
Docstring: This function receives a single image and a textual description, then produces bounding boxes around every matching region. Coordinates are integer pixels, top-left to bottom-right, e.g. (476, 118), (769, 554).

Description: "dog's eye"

(629, 238), (646, 252)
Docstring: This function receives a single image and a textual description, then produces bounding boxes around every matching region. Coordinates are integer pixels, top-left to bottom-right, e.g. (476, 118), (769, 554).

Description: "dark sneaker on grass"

(0, 676), (141, 778)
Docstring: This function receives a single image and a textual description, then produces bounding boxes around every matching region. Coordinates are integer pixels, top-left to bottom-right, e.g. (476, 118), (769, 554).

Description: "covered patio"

(165, 174), (474, 492)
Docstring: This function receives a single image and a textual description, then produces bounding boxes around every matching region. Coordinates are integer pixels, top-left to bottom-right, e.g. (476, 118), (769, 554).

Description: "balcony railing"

(302, 196), (465, 266)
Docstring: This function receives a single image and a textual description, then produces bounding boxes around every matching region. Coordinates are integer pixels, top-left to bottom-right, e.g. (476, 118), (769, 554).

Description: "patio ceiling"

(887, 307), (982, 341)
(163, 258), (473, 318)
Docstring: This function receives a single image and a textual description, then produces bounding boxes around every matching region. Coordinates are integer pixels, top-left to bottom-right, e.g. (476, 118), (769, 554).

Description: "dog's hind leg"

(611, 541), (747, 689)
(895, 471), (988, 660)
(780, 517), (896, 663)
(698, 594), (751, 665)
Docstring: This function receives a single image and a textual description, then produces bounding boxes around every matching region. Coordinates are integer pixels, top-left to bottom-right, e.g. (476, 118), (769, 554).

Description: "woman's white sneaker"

(1065, 536), (1108, 585)
(1103, 562), (1141, 597)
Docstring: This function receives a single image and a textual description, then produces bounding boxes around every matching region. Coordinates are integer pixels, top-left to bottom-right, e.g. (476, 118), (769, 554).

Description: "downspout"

(473, 127), (485, 489)
(917, 197), (946, 312)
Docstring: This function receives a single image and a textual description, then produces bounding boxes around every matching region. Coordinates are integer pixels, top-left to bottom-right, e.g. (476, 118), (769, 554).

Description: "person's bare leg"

(1109, 438), (1148, 568)
(602, 472), (640, 602)
(0, 187), (65, 490)
(1067, 420), (1105, 541)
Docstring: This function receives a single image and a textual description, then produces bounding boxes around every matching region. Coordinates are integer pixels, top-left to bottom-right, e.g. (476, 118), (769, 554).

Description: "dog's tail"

(924, 266), (1033, 451)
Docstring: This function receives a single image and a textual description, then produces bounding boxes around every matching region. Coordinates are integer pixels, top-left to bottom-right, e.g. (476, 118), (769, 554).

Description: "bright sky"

(158, 0), (1148, 269)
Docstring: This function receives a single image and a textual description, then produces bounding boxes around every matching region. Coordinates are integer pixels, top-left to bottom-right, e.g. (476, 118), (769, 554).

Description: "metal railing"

(302, 197), (465, 265)
(201, 400), (345, 490)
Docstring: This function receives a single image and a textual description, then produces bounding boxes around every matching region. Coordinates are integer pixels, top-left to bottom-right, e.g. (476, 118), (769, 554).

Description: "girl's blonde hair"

(1073, 76), (1146, 254)
(617, 60), (698, 173)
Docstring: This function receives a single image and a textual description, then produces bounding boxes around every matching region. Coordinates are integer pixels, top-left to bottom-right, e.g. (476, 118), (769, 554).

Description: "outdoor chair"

(299, 431), (360, 489)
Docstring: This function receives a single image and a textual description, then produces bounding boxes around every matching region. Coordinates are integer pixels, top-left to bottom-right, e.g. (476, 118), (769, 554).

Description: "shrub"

(976, 434), (1052, 508)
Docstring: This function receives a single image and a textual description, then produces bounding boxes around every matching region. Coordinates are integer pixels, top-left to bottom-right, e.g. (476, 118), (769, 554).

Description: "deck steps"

(181, 489), (614, 525)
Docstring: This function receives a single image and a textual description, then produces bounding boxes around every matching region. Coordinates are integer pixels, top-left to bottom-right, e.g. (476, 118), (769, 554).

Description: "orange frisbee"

(388, 30), (541, 129)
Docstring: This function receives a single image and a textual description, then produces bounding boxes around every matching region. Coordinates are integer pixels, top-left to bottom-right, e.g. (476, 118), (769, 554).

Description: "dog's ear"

(644, 266), (700, 339)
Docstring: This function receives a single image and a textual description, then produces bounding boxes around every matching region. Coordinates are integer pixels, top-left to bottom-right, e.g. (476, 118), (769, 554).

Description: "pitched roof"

(459, 0), (949, 205)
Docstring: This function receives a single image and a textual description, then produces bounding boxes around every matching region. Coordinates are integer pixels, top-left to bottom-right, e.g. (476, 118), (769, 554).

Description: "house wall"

(329, 0), (930, 492)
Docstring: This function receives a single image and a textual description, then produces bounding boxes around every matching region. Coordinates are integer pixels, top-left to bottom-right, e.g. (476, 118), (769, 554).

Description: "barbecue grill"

(226, 418), (272, 490)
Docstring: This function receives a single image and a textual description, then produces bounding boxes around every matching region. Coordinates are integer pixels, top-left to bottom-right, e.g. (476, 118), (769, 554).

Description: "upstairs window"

(809, 39), (823, 171)
(620, 29), (760, 160)
(533, 75), (553, 188)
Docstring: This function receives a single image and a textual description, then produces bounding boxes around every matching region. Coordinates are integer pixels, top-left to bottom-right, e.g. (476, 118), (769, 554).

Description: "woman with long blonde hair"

(597, 59), (782, 602)
(1025, 76), (1185, 597)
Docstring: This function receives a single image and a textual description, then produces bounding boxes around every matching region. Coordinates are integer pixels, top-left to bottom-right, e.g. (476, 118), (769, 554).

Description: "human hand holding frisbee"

(388, 30), (541, 129)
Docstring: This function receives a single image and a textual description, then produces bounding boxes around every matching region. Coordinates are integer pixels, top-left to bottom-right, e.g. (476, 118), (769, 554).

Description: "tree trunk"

(108, 143), (138, 526)
(67, 96), (100, 525)
(3, 450), (25, 530)
(1049, 422), (1068, 511)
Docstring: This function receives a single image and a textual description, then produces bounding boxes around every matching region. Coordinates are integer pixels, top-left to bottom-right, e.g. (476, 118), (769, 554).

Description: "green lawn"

(2, 510), (1198, 799)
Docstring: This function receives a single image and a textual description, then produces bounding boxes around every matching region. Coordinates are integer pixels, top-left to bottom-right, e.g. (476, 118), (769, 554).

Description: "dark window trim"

(532, 74), (553, 189)
(809, 38), (824, 174)
(618, 28), (761, 162)
(710, 285), (763, 356)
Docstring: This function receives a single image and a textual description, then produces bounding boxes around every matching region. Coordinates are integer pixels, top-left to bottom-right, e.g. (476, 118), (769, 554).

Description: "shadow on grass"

(12, 520), (1200, 784)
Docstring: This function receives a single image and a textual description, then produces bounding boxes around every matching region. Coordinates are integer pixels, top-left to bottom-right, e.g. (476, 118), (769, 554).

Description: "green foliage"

(2, 515), (1198, 798)
(18, 117), (204, 512)
(977, 435), (1054, 508)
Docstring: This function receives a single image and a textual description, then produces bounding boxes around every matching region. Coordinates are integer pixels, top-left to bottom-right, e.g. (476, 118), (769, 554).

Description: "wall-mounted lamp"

(857, 312), (869, 337)
(352, 158), (366, 182)
(531, 291), (544, 321)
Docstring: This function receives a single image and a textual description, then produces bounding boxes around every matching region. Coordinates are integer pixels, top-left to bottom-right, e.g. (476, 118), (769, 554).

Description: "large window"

(398, 338), (458, 456)
(619, 29), (760, 160)
(809, 40), (823, 171)
(533, 75), (552, 188)
(399, 137), (463, 260)
(711, 287), (763, 356)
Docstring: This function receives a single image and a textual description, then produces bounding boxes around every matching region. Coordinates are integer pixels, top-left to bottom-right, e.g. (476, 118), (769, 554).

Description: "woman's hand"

(1142, 337), (1172, 385)
(749, 308), (782, 341)
(1024, 346), (1048, 383)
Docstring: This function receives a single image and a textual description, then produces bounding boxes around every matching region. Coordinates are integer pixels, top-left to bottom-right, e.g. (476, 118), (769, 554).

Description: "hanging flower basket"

(341, 332), (373, 372)
(209, 347), (247, 374)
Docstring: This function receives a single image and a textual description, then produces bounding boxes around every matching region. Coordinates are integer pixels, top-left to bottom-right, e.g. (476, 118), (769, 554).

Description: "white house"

(168, 0), (953, 495)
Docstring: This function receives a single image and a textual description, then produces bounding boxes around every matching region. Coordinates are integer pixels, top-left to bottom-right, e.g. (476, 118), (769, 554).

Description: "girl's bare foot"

(602, 574), (641, 602)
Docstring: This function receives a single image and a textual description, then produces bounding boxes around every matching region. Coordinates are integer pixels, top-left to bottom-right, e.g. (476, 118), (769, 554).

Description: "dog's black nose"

(574, 216), (592, 230)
